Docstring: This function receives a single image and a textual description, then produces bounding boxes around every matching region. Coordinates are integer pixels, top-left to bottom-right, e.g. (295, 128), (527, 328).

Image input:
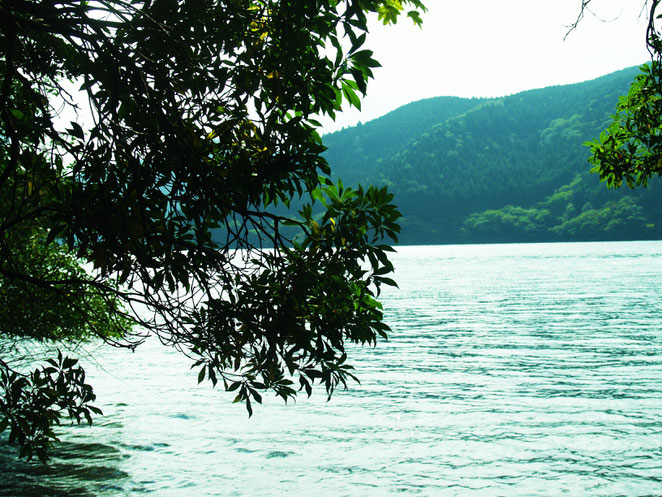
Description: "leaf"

(342, 84), (361, 110)
(310, 188), (326, 205)
(88, 405), (103, 415)
(62, 357), (78, 369)
(375, 276), (399, 288)
(245, 396), (253, 417)
(407, 10), (423, 26)
(349, 32), (366, 54)
(68, 121), (84, 139)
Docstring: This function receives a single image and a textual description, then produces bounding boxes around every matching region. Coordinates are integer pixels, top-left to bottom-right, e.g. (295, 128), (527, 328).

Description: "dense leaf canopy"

(585, 0), (662, 187)
(0, 0), (424, 461)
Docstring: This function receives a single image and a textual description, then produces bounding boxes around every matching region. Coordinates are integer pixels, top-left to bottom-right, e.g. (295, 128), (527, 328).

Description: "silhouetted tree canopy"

(0, 0), (424, 461)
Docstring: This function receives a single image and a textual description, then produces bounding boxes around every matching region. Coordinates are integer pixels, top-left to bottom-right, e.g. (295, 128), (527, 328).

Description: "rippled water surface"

(3, 242), (662, 496)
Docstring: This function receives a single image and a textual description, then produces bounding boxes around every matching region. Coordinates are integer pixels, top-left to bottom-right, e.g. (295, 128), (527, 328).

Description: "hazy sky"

(320, 0), (652, 134)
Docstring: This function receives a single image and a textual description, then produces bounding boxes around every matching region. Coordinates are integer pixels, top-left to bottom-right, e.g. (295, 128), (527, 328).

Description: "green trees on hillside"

(551, 197), (650, 240)
(463, 206), (552, 242)
(322, 96), (483, 183)
(462, 176), (658, 243)
(322, 66), (662, 244)
(0, 0), (424, 461)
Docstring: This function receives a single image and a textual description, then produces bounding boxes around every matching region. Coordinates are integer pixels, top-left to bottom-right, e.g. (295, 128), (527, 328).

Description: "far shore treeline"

(323, 66), (662, 245)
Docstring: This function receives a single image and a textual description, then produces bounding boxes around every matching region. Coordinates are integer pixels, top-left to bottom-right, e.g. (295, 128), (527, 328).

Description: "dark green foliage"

(323, 66), (662, 244)
(462, 175), (661, 243)
(188, 180), (401, 410)
(587, 62), (662, 188)
(0, 350), (100, 463)
(463, 206), (552, 243)
(551, 196), (650, 240)
(585, 1), (662, 189)
(0, 226), (131, 342)
(323, 96), (484, 183)
(1, 0), (425, 461)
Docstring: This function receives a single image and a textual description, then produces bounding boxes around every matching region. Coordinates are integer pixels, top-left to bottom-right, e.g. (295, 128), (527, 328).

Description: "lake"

(2, 241), (662, 496)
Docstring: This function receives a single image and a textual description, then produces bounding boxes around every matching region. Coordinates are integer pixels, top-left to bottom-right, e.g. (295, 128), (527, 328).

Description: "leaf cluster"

(0, 350), (101, 463)
(585, 1), (662, 188)
(586, 62), (662, 188)
(189, 180), (400, 413)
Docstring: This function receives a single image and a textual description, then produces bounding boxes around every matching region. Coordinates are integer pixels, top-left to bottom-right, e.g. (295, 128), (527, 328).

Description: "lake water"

(2, 241), (662, 496)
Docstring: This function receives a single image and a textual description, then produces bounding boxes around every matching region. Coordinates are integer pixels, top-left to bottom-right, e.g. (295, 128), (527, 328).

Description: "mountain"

(322, 66), (662, 245)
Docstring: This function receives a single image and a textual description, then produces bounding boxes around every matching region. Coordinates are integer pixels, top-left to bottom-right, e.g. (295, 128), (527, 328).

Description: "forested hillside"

(323, 66), (662, 244)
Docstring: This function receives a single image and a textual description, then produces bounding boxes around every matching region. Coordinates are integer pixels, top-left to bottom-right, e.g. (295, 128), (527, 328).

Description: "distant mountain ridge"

(322, 66), (662, 244)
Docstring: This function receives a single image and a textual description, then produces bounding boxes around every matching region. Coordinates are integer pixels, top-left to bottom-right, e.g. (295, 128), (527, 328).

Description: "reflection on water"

(2, 241), (662, 496)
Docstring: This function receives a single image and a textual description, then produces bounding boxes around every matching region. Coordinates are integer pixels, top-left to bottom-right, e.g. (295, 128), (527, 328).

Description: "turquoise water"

(2, 241), (662, 496)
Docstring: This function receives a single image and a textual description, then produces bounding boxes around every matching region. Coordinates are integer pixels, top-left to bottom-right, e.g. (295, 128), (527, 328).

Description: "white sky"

(320, 0), (652, 134)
